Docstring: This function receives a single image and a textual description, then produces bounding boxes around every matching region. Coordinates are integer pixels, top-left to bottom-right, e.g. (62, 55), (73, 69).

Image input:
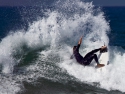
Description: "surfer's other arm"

(88, 46), (107, 55)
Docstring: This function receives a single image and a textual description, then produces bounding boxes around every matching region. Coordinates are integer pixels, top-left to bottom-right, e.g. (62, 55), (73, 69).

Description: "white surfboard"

(98, 52), (109, 66)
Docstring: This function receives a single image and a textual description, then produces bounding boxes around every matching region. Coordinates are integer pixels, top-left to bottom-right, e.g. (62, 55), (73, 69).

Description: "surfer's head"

(73, 46), (77, 51)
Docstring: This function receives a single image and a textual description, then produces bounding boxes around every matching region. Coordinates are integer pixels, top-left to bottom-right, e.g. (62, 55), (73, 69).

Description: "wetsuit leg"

(91, 54), (99, 64)
(83, 48), (100, 65)
(83, 54), (99, 65)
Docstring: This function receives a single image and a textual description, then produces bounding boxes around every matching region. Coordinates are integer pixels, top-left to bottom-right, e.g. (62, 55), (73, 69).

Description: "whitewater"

(0, 0), (125, 93)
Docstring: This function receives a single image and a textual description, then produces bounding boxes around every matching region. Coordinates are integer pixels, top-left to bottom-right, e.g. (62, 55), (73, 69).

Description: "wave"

(0, 0), (124, 93)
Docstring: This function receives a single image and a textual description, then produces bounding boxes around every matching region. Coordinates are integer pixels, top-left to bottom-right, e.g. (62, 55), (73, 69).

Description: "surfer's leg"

(90, 54), (105, 68)
(92, 54), (99, 64)
(84, 54), (105, 68)
(88, 54), (99, 64)
(83, 54), (99, 65)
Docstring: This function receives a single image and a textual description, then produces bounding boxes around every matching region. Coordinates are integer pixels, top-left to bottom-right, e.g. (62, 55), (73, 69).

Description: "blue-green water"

(0, 1), (125, 94)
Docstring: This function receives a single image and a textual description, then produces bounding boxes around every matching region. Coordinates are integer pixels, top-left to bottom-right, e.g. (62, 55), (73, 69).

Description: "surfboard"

(97, 52), (109, 68)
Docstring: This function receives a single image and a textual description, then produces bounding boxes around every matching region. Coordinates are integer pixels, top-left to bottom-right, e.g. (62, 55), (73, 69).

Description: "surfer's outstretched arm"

(71, 36), (83, 59)
(78, 36), (83, 45)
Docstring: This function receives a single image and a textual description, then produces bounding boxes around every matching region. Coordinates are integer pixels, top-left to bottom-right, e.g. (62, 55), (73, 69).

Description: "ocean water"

(0, 0), (125, 94)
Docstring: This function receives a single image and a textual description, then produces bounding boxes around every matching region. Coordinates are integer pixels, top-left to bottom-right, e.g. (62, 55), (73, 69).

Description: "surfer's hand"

(101, 46), (107, 50)
(100, 46), (108, 53)
(78, 36), (83, 44)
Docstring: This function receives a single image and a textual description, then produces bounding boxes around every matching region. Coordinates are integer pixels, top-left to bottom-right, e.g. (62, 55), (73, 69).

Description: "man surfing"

(71, 36), (107, 68)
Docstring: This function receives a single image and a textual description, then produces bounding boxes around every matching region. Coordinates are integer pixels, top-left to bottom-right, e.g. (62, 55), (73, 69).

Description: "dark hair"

(73, 46), (77, 51)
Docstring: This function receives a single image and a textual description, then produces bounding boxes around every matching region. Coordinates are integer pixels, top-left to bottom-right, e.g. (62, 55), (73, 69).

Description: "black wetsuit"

(73, 44), (101, 66)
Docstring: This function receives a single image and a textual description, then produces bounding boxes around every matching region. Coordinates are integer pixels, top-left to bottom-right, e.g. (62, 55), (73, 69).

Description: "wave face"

(0, 0), (125, 93)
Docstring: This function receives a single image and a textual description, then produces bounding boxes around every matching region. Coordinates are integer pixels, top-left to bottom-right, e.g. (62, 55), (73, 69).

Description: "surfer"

(71, 36), (107, 68)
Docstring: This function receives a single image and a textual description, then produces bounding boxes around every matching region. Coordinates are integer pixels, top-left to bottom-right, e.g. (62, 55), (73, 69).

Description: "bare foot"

(96, 64), (105, 68)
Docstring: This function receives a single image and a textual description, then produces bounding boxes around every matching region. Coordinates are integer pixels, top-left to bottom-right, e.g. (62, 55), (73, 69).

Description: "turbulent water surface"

(0, 0), (125, 94)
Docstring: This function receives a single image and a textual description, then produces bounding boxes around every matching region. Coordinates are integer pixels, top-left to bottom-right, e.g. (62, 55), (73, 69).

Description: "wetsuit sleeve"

(76, 44), (80, 52)
(89, 48), (101, 55)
